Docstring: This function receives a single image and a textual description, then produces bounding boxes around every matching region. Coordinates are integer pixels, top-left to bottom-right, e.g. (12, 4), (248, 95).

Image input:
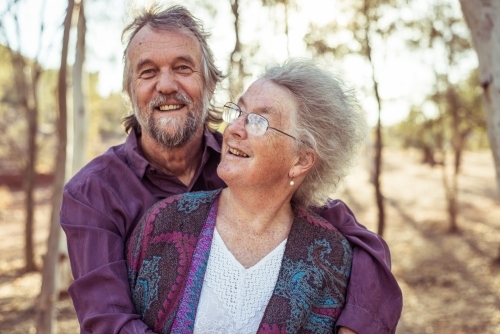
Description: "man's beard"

(133, 92), (207, 148)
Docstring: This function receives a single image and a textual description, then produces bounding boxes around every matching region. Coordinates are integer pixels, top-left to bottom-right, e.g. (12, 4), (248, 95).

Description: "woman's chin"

(216, 163), (235, 184)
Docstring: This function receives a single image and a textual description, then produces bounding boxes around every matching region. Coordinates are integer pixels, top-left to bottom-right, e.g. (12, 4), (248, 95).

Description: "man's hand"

(338, 327), (357, 334)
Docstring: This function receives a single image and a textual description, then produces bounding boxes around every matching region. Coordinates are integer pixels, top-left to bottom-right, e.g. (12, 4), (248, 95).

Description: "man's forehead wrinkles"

(136, 58), (153, 70)
(134, 54), (198, 70)
(176, 55), (197, 66)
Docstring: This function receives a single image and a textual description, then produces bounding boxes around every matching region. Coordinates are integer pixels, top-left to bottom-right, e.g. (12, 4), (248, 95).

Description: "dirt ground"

(0, 148), (499, 334)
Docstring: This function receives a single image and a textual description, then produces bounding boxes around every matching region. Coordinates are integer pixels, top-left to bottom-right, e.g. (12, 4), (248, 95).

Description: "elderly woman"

(126, 59), (367, 333)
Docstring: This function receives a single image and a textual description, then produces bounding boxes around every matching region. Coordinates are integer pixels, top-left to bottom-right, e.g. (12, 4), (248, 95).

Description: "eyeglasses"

(222, 102), (297, 140)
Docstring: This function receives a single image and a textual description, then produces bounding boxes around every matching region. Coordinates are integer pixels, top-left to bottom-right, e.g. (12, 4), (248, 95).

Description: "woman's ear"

(289, 149), (317, 179)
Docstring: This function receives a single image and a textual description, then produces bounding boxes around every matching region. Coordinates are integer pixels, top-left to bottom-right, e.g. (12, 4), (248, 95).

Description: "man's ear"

(289, 149), (317, 179)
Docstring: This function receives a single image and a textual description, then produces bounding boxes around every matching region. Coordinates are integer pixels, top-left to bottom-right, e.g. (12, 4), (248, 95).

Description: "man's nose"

(156, 70), (179, 94)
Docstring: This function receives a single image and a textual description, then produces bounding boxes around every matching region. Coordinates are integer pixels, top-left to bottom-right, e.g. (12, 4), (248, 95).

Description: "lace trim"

(193, 229), (286, 333)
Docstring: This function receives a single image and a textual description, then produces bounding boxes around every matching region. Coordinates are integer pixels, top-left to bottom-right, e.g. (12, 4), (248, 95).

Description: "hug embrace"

(61, 4), (402, 334)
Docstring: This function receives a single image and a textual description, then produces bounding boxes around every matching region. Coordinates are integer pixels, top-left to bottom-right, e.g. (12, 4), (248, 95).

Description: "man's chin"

(156, 114), (183, 127)
(149, 124), (202, 149)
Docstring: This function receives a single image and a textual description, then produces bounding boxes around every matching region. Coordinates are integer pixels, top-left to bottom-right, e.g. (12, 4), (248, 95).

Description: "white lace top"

(193, 229), (287, 334)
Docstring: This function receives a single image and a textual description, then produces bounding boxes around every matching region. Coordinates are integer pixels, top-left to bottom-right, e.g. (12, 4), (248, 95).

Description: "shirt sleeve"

(315, 199), (403, 334)
(60, 186), (155, 334)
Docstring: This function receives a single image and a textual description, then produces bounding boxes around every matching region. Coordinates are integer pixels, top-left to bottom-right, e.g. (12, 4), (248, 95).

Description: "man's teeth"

(229, 147), (249, 157)
(159, 104), (182, 111)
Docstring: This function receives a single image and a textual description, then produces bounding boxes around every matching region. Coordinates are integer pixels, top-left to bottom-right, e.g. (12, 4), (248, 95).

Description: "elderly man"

(61, 5), (402, 334)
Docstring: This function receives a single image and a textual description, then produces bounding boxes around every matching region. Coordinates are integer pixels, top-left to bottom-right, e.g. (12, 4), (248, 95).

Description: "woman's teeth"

(229, 147), (249, 157)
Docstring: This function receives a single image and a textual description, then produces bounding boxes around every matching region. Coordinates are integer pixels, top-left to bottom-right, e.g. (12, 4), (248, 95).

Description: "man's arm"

(61, 186), (155, 334)
(338, 327), (357, 334)
(316, 199), (403, 334)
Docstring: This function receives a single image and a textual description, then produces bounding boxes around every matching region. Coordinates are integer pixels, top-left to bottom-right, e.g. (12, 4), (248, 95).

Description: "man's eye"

(176, 65), (193, 74)
(140, 69), (156, 78)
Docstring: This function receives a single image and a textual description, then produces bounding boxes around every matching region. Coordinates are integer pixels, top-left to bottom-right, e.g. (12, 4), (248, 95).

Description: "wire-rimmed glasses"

(222, 102), (297, 140)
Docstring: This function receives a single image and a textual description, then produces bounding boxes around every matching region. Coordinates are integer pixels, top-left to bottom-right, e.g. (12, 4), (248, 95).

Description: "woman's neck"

(215, 187), (294, 268)
(218, 187), (294, 236)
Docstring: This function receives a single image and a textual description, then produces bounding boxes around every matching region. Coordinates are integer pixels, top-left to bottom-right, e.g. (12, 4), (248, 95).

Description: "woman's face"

(218, 78), (300, 190)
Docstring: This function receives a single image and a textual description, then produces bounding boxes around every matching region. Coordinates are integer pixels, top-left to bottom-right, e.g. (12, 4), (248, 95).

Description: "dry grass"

(340, 148), (500, 334)
(0, 148), (499, 333)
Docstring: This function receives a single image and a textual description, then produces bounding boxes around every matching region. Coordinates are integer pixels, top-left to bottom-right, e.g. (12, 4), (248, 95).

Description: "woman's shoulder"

(295, 207), (337, 231)
(293, 207), (351, 251)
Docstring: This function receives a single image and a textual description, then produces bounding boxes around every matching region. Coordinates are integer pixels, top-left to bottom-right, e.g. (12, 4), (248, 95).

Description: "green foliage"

(393, 0), (486, 158)
(88, 72), (126, 138)
(404, 1), (471, 60)
(392, 69), (487, 163)
(304, 0), (402, 61)
(0, 43), (127, 173)
(0, 44), (30, 171)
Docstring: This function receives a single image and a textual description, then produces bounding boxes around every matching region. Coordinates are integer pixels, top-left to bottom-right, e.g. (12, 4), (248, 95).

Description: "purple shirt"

(61, 128), (402, 334)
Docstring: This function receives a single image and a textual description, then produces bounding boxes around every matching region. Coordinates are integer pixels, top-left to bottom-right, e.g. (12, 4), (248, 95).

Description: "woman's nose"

(226, 113), (248, 138)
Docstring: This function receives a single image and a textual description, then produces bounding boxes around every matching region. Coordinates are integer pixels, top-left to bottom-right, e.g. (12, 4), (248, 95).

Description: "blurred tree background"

(0, 0), (499, 333)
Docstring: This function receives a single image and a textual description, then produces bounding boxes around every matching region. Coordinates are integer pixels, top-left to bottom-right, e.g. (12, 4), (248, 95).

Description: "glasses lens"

(223, 103), (241, 123)
(246, 113), (268, 136)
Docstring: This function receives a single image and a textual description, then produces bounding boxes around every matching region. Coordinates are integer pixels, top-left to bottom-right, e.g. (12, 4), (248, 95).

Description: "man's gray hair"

(121, 4), (224, 133)
(261, 58), (367, 208)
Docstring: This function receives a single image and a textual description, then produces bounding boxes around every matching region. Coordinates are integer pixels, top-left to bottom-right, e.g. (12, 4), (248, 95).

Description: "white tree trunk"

(54, 0), (89, 296)
(459, 0), (500, 198)
(35, 0), (74, 332)
(72, 0), (88, 174)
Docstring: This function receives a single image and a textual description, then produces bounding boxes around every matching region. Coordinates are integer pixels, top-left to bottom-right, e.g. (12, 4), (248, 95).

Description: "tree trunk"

(440, 149), (459, 233)
(72, 0), (88, 174)
(284, 2), (290, 56)
(25, 64), (41, 273)
(4, 1), (47, 274)
(35, 0), (74, 332)
(362, 1), (386, 236)
(449, 89), (460, 233)
(459, 0), (500, 197)
(26, 61), (42, 272)
(53, 0), (89, 295)
(374, 108), (385, 237)
(458, 0), (499, 256)
(9, 49), (38, 273)
(228, 0), (245, 101)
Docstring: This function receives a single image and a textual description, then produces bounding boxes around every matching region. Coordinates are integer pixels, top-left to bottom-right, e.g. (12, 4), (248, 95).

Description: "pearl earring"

(290, 172), (294, 186)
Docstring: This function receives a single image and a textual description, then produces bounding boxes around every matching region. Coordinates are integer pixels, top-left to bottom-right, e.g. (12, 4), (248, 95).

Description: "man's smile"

(158, 104), (184, 111)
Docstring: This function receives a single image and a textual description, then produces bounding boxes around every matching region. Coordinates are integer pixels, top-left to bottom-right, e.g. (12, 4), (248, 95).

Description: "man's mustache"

(148, 93), (193, 110)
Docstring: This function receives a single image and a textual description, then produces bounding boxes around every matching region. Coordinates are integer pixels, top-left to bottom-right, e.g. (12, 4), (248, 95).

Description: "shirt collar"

(125, 127), (222, 179)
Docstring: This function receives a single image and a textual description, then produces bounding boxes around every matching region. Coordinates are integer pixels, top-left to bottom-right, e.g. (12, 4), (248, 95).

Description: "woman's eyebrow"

(260, 107), (276, 115)
(237, 96), (246, 108)
(237, 96), (277, 115)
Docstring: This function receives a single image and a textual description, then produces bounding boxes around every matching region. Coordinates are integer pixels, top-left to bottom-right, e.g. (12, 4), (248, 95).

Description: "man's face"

(128, 25), (206, 148)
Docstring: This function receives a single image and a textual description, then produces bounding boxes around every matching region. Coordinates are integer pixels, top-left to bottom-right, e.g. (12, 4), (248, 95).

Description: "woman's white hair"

(261, 58), (367, 208)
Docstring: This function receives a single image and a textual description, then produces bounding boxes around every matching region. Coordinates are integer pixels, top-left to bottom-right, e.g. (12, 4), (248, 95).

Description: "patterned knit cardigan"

(126, 190), (352, 334)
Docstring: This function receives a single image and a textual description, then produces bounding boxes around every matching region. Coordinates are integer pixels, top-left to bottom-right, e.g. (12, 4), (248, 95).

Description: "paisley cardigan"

(126, 190), (352, 334)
